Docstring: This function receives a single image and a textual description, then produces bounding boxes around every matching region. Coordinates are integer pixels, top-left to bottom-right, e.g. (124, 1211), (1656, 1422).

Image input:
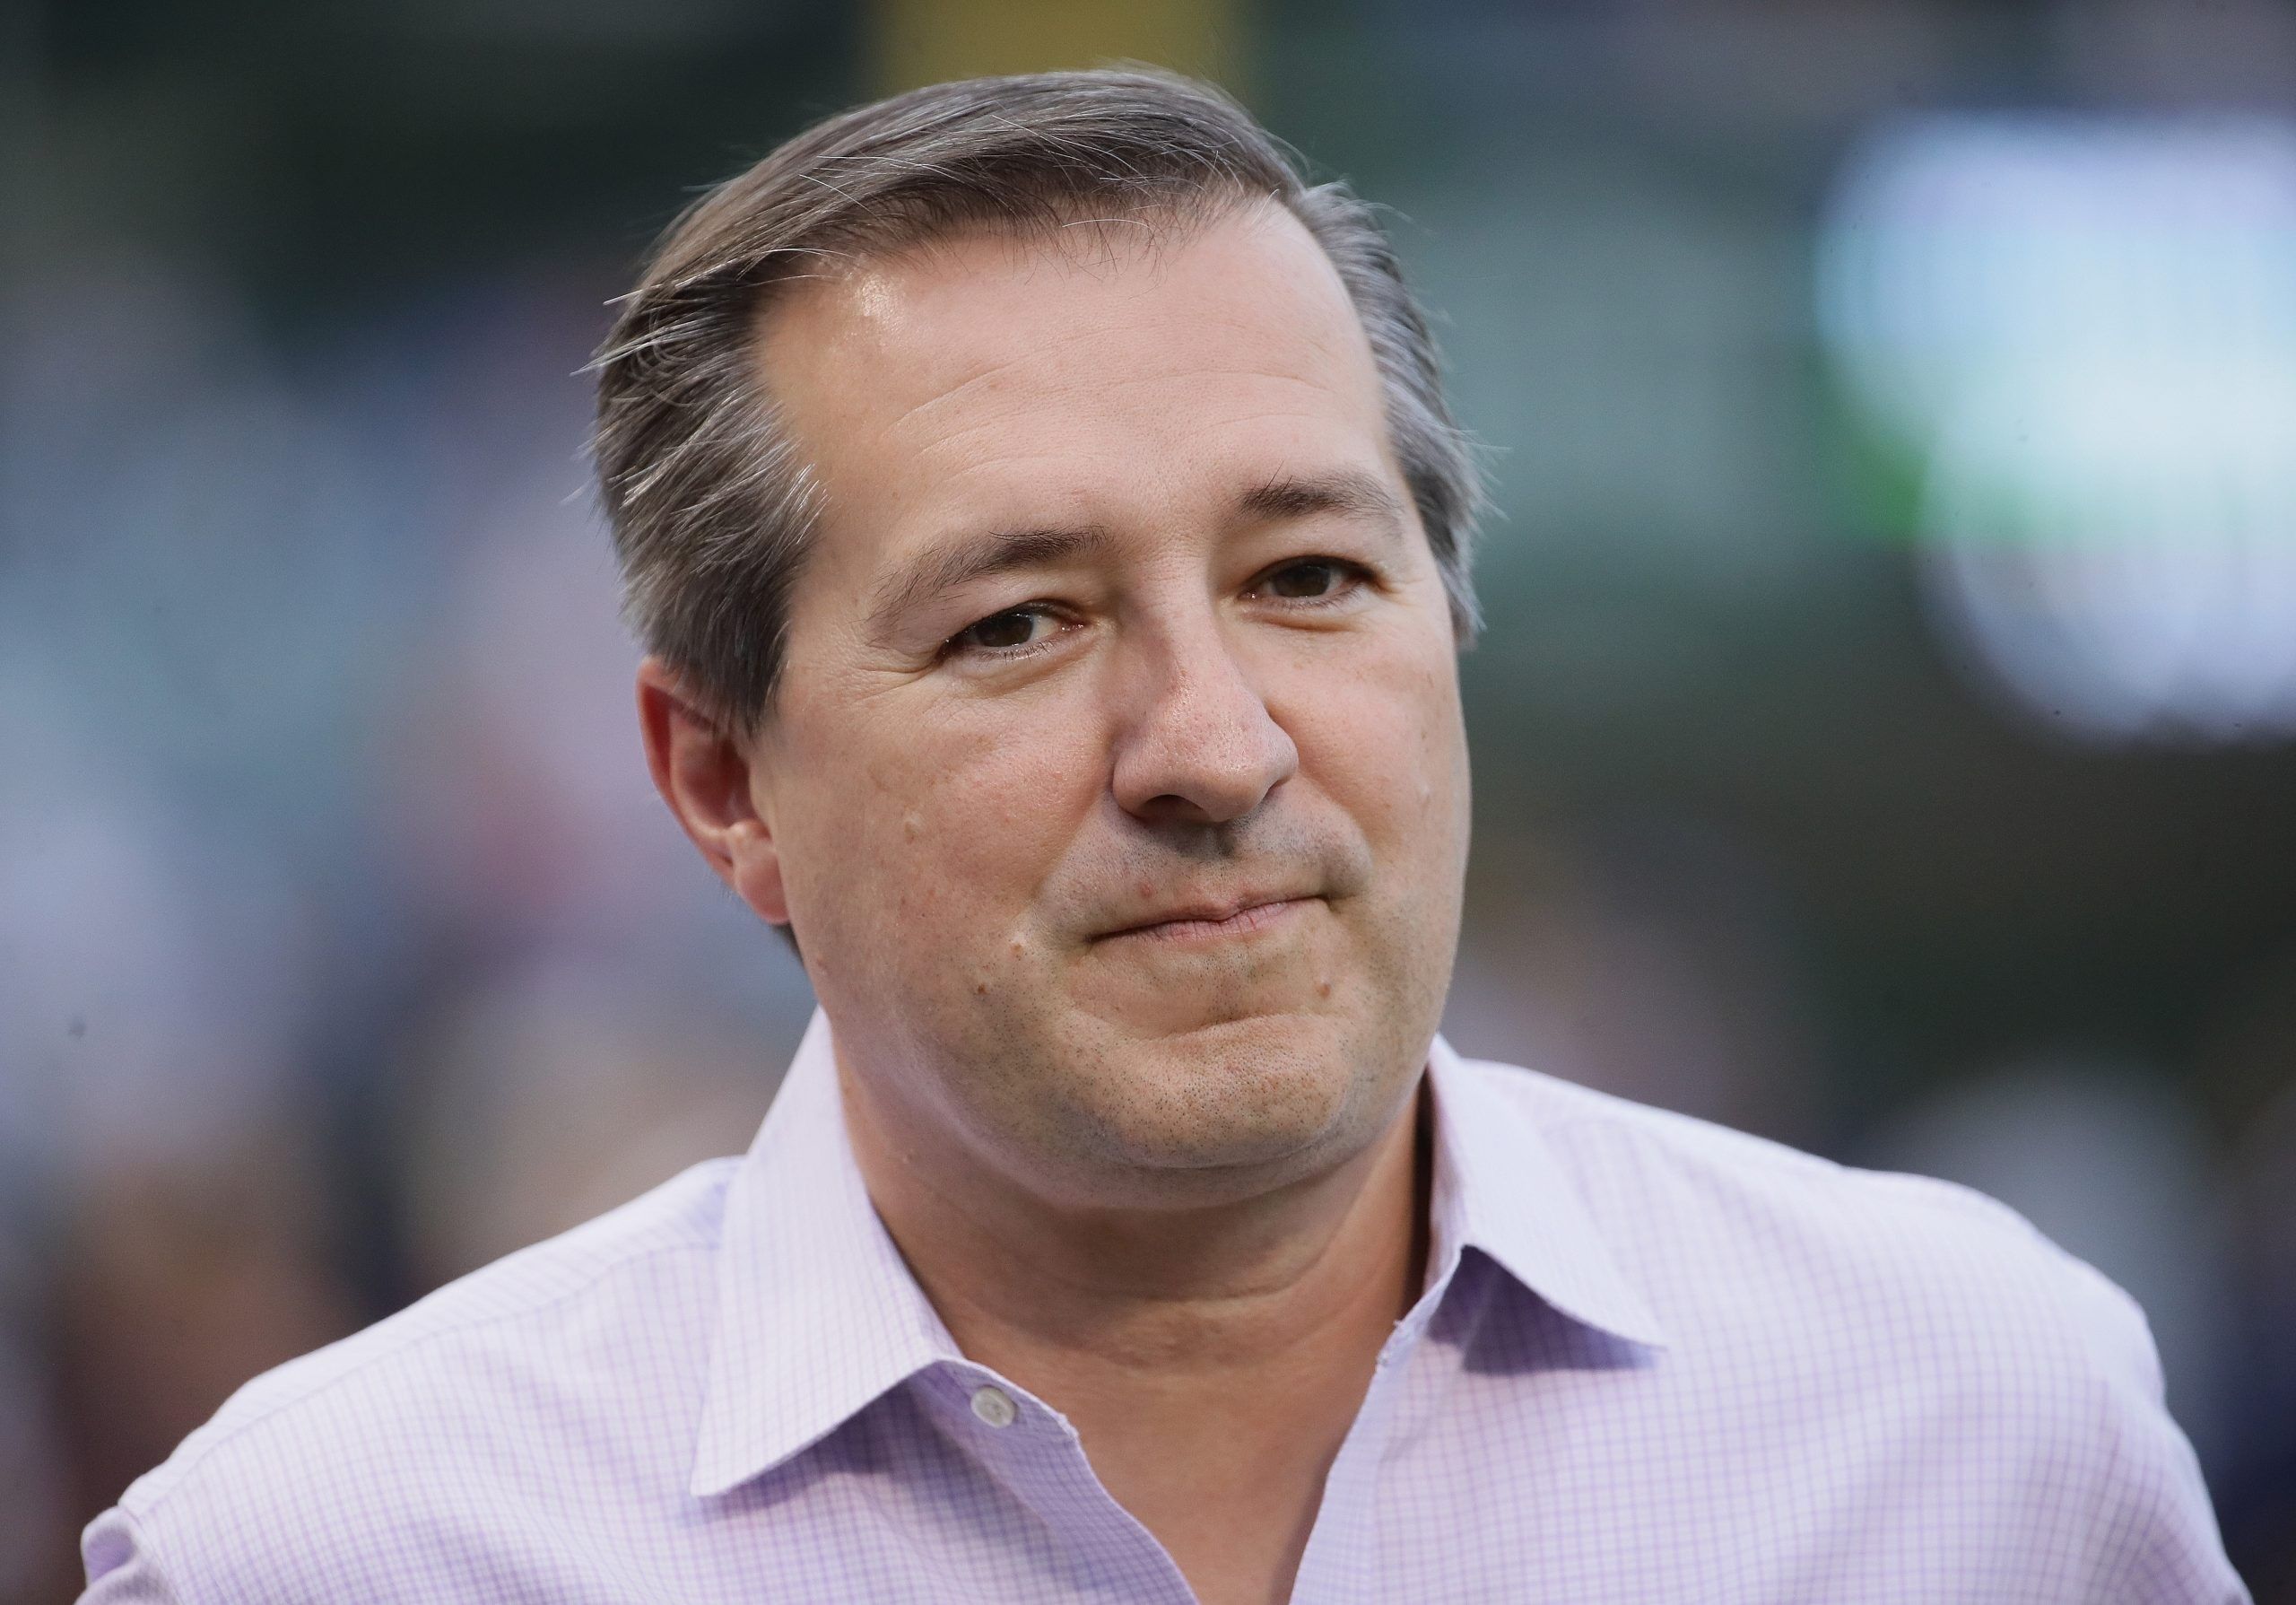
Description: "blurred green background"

(4, 0), (2293, 1597)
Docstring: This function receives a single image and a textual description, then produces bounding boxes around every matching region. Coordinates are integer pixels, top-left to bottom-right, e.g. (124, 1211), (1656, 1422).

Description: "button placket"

(924, 1365), (1198, 1604)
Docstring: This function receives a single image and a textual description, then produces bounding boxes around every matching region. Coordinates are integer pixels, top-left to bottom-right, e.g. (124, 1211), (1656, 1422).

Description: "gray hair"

(593, 66), (1483, 732)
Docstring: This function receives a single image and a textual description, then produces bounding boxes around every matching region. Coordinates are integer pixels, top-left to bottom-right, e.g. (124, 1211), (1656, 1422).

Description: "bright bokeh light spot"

(1818, 117), (2296, 743)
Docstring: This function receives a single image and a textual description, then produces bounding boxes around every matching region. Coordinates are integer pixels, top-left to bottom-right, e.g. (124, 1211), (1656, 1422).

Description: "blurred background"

(4, 0), (2293, 1595)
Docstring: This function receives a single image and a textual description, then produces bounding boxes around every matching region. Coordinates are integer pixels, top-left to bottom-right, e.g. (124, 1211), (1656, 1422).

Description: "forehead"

(752, 203), (1394, 554)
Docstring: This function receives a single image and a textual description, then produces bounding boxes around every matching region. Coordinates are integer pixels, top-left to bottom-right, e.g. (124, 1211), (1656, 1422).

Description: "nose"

(1109, 615), (1300, 827)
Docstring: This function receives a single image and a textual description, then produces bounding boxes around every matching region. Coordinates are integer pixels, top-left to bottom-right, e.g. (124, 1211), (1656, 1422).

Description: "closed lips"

(1096, 895), (1317, 941)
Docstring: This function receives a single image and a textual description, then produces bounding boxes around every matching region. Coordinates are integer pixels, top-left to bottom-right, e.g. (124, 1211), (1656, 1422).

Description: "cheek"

(779, 687), (1107, 966)
(1284, 636), (1466, 860)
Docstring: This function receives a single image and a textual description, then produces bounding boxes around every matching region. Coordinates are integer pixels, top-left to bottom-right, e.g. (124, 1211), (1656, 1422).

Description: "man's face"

(747, 202), (1470, 1207)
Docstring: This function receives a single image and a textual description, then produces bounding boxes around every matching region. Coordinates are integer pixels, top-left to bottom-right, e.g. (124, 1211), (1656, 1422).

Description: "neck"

(839, 1061), (1432, 1376)
(839, 1054), (1432, 1605)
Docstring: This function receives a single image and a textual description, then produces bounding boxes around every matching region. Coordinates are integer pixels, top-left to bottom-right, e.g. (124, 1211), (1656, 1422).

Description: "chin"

(1056, 1008), (1393, 1180)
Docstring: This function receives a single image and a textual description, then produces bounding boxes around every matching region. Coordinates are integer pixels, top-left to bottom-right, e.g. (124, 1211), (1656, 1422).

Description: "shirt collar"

(690, 1009), (958, 1498)
(691, 1013), (1665, 1497)
(1423, 1034), (1671, 1350)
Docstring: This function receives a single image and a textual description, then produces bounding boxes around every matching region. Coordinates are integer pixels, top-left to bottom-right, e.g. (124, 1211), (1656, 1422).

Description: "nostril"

(1134, 792), (1222, 828)
(1108, 650), (1300, 824)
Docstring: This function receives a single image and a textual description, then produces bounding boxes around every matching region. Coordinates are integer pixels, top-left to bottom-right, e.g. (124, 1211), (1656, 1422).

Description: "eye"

(946, 604), (1060, 658)
(1254, 558), (1364, 603)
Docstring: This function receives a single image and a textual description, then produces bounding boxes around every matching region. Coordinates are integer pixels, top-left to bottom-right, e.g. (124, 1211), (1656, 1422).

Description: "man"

(83, 69), (2243, 1604)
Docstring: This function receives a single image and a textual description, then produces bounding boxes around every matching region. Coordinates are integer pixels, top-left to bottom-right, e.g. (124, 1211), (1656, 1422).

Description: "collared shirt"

(83, 1012), (2246, 1603)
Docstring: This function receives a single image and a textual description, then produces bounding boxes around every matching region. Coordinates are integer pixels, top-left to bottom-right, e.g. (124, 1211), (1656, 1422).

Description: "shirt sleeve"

(2052, 1250), (2252, 1604)
(80, 1506), (186, 1605)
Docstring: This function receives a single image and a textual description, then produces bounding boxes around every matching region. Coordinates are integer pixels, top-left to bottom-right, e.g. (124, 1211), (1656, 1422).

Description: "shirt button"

(970, 1385), (1018, 1428)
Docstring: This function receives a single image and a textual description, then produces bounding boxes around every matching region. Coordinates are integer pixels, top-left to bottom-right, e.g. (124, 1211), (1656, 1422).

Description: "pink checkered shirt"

(83, 1012), (2246, 1601)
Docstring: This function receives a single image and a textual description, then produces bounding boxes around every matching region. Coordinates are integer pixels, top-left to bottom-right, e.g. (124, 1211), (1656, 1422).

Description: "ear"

(636, 657), (789, 926)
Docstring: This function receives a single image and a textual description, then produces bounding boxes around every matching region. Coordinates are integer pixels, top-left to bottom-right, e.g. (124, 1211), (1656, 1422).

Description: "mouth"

(1094, 894), (1320, 946)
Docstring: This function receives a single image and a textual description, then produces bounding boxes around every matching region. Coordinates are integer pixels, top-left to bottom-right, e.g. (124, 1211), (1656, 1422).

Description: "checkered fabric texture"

(83, 1013), (2248, 1602)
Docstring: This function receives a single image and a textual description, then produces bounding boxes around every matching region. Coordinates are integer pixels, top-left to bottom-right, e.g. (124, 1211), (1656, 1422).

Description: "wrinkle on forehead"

(749, 197), (1402, 626)
(761, 203), (1373, 449)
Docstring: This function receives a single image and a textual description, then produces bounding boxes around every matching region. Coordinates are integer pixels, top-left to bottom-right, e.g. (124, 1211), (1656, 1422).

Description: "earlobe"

(634, 658), (790, 926)
(723, 805), (790, 928)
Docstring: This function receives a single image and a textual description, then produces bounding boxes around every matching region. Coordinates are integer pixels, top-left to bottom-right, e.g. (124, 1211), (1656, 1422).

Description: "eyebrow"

(867, 525), (1112, 639)
(1232, 467), (1409, 536)
(867, 468), (1410, 640)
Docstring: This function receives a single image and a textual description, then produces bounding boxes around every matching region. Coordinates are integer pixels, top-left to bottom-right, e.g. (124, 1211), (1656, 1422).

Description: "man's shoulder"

(1454, 1051), (2157, 1392)
(1457, 1052), (2244, 1598)
(95, 1157), (742, 1594)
